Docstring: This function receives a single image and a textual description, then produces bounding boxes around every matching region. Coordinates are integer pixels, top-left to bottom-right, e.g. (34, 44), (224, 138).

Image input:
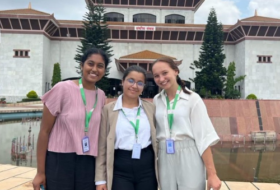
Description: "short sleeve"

(41, 82), (67, 117)
(190, 98), (220, 156)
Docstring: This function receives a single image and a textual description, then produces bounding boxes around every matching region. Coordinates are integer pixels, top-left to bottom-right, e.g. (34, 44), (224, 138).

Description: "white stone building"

(0, 0), (280, 101)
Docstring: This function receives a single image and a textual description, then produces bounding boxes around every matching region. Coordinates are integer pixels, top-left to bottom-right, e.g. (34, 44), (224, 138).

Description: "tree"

(224, 62), (246, 99)
(74, 0), (113, 93)
(51, 63), (61, 87)
(192, 8), (227, 96)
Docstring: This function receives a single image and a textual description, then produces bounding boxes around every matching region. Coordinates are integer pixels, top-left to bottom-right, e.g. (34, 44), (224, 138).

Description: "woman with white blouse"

(152, 57), (221, 190)
(95, 65), (158, 190)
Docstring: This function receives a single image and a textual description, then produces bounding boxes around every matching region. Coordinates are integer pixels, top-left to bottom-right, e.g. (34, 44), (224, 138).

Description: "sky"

(1, 0), (280, 25)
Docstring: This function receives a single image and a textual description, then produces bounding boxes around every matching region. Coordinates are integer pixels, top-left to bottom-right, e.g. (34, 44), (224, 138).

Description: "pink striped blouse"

(41, 80), (105, 157)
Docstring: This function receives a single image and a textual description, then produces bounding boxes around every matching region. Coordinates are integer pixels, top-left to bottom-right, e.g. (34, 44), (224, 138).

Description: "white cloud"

(195, 0), (241, 25)
(248, 0), (280, 19)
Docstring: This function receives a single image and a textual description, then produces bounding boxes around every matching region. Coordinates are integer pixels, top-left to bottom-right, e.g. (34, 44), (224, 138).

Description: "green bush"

(21, 98), (41, 102)
(0, 97), (6, 104)
(246, 94), (257, 100)
(51, 63), (62, 87)
(26, 91), (38, 98)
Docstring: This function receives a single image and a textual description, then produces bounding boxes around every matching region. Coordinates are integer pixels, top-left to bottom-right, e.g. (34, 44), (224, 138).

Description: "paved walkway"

(0, 164), (279, 190)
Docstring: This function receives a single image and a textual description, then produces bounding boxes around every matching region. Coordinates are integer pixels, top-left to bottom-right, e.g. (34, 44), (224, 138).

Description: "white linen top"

(153, 88), (219, 156)
(113, 95), (152, 150)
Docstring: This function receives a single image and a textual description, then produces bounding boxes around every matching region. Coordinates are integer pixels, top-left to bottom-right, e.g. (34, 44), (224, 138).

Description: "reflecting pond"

(0, 121), (280, 183)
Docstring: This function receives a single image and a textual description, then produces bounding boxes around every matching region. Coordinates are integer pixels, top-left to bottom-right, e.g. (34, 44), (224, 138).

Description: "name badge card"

(132, 143), (141, 159)
(82, 136), (90, 153)
(166, 139), (175, 154)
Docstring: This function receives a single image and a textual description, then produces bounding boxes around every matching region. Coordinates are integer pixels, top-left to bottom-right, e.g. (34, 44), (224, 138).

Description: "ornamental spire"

(28, 2), (32, 9)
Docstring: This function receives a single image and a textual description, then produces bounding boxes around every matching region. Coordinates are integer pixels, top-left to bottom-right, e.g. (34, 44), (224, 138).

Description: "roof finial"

(255, 9), (258, 16)
(28, 2), (32, 9)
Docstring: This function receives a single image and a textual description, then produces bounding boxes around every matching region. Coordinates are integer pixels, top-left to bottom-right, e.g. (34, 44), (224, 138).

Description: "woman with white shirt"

(95, 65), (158, 190)
(152, 57), (221, 190)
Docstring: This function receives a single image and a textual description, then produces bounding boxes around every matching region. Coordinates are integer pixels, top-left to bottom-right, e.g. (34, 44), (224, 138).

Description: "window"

(257, 55), (272, 63)
(165, 14), (185, 24)
(13, 50), (30, 58)
(133, 14), (156, 23)
(104, 12), (124, 22)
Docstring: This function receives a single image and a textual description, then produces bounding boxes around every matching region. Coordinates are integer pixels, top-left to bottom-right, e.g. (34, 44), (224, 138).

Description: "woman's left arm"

(202, 147), (221, 190)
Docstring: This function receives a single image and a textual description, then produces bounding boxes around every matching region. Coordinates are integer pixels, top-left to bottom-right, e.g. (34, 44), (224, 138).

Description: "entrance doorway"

(142, 79), (158, 98)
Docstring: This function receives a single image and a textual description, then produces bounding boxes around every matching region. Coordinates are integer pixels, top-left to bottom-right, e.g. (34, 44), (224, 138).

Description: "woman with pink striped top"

(32, 48), (109, 190)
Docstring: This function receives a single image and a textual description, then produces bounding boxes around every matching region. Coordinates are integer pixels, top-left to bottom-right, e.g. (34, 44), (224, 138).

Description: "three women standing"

(33, 48), (109, 190)
(95, 66), (158, 190)
(152, 57), (221, 190)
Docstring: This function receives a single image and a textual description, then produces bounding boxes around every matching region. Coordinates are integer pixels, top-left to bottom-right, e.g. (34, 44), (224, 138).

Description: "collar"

(158, 87), (190, 101)
(113, 94), (143, 111)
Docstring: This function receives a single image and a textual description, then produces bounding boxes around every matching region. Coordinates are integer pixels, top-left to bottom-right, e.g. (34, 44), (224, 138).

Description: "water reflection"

(0, 120), (279, 183)
(212, 142), (280, 183)
(0, 119), (41, 167)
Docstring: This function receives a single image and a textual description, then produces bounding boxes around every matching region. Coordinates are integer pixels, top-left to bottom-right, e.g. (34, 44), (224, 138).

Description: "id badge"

(166, 139), (175, 154)
(132, 143), (141, 159)
(82, 136), (90, 153)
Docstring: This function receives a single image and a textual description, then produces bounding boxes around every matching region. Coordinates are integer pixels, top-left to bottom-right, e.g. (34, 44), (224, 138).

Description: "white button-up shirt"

(113, 95), (152, 150)
(153, 88), (219, 155)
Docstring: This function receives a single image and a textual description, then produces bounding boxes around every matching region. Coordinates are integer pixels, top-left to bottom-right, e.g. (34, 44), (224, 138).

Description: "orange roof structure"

(241, 15), (280, 23)
(57, 20), (83, 25)
(120, 50), (176, 60)
(0, 8), (50, 16)
(0, 3), (50, 16)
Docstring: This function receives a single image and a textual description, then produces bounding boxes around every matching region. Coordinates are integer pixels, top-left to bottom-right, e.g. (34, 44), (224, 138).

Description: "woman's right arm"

(33, 105), (56, 190)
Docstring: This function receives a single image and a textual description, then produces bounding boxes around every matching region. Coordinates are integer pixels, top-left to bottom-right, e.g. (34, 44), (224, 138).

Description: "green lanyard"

(165, 85), (181, 137)
(121, 107), (141, 142)
(79, 78), (98, 133)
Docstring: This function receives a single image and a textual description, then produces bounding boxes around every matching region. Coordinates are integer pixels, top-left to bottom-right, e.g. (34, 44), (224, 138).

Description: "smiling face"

(122, 71), (145, 99)
(152, 61), (179, 90)
(81, 53), (106, 85)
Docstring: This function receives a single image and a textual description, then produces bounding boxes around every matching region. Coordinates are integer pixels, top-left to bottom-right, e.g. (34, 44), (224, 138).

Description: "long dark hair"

(152, 57), (191, 94)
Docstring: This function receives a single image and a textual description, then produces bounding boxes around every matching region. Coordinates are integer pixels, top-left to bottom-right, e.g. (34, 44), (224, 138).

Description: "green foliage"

(0, 97), (6, 104)
(246, 94), (257, 100)
(199, 87), (211, 98)
(224, 62), (246, 99)
(51, 63), (62, 87)
(21, 98), (41, 102)
(26, 91), (38, 98)
(193, 8), (227, 96)
(74, 0), (113, 93)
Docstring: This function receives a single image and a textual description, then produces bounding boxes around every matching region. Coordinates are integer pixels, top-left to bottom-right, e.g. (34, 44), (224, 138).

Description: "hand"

(32, 173), (46, 190)
(207, 174), (221, 190)
(96, 184), (108, 190)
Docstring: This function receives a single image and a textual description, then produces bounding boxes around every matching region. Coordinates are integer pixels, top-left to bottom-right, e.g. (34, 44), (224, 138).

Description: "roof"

(120, 50), (176, 60)
(106, 22), (232, 29)
(241, 15), (280, 23)
(0, 8), (50, 16)
(57, 20), (83, 25)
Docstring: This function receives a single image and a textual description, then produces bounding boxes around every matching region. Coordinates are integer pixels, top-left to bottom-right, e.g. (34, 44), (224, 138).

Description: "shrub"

(246, 94), (257, 100)
(51, 63), (61, 87)
(0, 97), (6, 104)
(26, 91), (38, 98)
(21, 98), (41, 102)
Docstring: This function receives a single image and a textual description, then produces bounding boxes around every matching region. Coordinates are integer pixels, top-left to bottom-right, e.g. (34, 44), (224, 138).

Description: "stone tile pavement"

(0, 164), (279, 190)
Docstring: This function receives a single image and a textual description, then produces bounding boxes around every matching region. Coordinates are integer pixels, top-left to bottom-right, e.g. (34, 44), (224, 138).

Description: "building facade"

(0, 0), (280, 101)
